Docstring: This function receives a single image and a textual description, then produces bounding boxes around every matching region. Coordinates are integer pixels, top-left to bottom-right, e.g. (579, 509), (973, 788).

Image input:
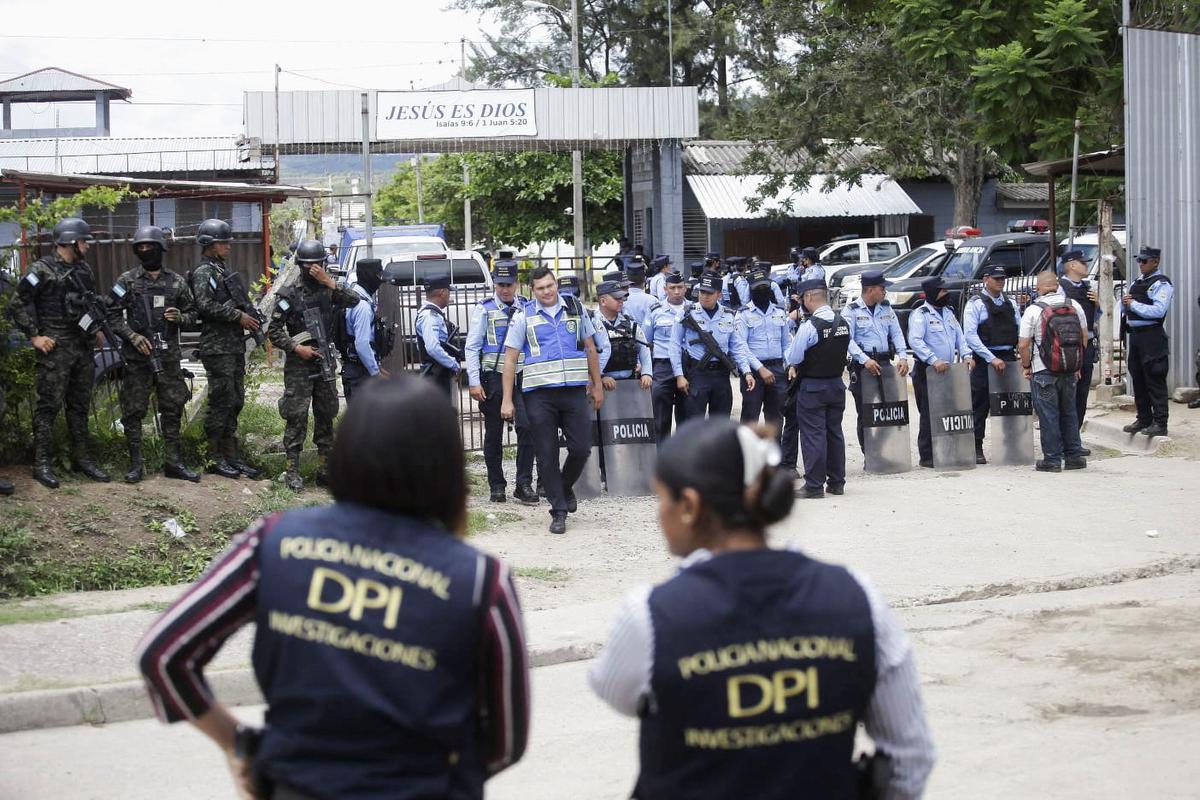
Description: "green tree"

(737, 0), (1121, 226)
(375, 156), (469, 247)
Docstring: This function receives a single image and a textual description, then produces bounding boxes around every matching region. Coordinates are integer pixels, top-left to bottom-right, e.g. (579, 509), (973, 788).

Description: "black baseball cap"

(983, 265), (1007, 279)
(492, 260), (518, 284)
(597, 280), (627, 299)
(425, 275), (451, 292)
(698, 272), (722, 293)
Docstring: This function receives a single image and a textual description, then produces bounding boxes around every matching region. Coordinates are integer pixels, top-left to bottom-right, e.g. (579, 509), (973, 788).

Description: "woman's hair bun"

(754, 467), (795, 526)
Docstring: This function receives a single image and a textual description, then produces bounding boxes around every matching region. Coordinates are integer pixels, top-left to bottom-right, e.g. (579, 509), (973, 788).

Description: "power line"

(0, 32), (489, 45)
(0, 59), (465, 79)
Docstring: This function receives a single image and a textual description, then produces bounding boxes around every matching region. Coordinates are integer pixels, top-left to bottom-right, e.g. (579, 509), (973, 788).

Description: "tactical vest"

(600, 312), (640, 374)
(1126, 273), (1171, 323)
(519, 297), (588, 391)
(278, 283), (334, 341)
(800, 314), (851, 379)
(636, 550), (877, 800)
(113, 267), (186, 362)
(478, 295), (525, 373)
(416, 303), (450, 365)
(973, 292), (1018, 348)
(24, 256), (91, 335)
(1059, 278), (1096, 335)
(251, 503), (492, 800)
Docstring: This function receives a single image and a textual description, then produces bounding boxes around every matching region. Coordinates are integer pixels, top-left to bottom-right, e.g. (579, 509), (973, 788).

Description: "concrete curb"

(0, 640), (601, 735)
(1082, 413), (1171, 455)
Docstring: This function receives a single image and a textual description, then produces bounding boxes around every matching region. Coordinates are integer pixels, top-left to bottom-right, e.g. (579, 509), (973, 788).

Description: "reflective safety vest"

(520, 297), (588, 391)
(479, 295), (525, 373)
(637, 550), (877, 800)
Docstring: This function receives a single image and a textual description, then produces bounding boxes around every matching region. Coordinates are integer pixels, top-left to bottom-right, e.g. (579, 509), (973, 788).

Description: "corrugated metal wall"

(1126, 26), (1200, 390)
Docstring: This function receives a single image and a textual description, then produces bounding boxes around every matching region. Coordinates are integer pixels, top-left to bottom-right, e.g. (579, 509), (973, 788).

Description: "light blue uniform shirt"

(843, 299), (907, 365)
(963, 290), (1022, 362)
(784, 305), (836, 366)
(623, 286), (656, 326)
(503, 297), (599, 351)
(344, 283), (380, 375)
(644, 298), (686, 359)
(908, 302), (970, 365)
(592, 308), (653, 378)
(734, 275), (786, 307)
(735, 302), (791, 373)
(668, 302), (744, 377)
(1124, 270), (1174, 328)
(802, 263), (826, 283)
(415, 301), (458, 371)
(648, 272), (668, 301)
(465, 293), (520, 387)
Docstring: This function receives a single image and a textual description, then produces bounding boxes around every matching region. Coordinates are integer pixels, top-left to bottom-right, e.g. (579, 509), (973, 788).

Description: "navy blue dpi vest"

(637, 550), (877, 800)
(252, 503), (491, 800)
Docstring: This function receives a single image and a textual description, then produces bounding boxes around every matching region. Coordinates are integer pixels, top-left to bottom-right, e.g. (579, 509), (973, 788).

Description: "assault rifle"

(302, 306), (338, 383)
(67, 268), (123, 374)
(680, 312), (738, 378)
(140, 295), (168, 375)
(221, 271), (267, 349)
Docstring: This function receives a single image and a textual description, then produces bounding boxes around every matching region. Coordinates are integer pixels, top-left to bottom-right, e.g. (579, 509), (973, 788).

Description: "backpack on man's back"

(1035, 300), (1084, 374)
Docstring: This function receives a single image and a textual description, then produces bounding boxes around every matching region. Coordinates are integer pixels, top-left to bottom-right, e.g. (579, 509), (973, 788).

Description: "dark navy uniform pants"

(1075, 338), (1096, 427)
(341, 358), (369, 402)
(796, 377), (846, 492)
(1128, 326), (1170, 426)
(970, 349), (1018, 449)
(524, 385), (592, 516)
(781, 386), (799, 468)
(912, 361), (933, 463)
(479, 371), (535, 492)
(684, 366), (733, 420)
(652, 359), (687, 443)
(847, 357), (894, 451)
(740, 361), (787, 438)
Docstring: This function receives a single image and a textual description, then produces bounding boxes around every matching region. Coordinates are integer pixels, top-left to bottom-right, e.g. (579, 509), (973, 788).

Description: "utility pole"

(570, 0), (584, 280)
(360, 92), (374, 259)
(460, 36), (473, 250)
(1067, 118), (1082, 249)
(274, 65), (281, 183)
(414, 156), (426, 224)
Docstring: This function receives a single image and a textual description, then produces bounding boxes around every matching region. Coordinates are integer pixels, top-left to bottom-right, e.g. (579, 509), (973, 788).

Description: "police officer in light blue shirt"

(798, 246), (826, 283)
(785, 279), (851, 498)
(1121, 246), (1175, 436)
(736, 266), (791, 437)
(645, 272), (689, 441)
(557, 273), (580, 298)
(593, 280), (653, 388)
(734, 260), (787, 310)
(721, 256), (750, 309)
(623, 258), (656, 325)
(647, 255), (672, 300)
(908, 275), (975, 467)
(963, 264), (1022, 463)
(341, 258), (388, 403)
(844, 270), (909, 450)
(670, 272), (752, 420)
(415, 275), (459, 396)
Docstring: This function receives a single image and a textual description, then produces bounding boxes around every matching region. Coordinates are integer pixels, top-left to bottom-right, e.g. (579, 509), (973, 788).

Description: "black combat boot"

(31, 434), (60, 489)
(284, 453), (304, 492)
(73, 449), (111, 483)
(0, 476), (13, 496)
(124, 440), (144, 484)
(225, 437), (259, 479)
(513, 485), (539, 505)
(206, 438), (240, 479)
(314, 450), (330, 488)
(163, 441), (200, 483)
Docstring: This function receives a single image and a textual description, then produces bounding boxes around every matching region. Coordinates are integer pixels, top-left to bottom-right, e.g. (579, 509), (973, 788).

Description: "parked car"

(374, 251), (494, 372)
(337, 224), (449, 278)
(819, 235), (910, 284)
(884, 233), (1051, 332)
(835, 241), (955, 308)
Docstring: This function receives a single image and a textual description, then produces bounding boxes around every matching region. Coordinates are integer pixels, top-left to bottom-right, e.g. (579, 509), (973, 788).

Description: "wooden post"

(1097, 198), (1118, 389)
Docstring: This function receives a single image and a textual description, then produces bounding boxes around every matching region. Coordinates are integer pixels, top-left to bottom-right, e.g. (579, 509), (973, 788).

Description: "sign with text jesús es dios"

(376, 90), (537, 139)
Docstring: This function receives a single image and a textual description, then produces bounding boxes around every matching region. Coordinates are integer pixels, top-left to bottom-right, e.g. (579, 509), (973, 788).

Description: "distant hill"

(279, 153), (414, 183)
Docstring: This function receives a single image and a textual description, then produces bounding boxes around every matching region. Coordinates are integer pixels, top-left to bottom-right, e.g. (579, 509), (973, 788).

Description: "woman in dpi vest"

(590, 419), (935, 799)
(136, 377), (530, 800)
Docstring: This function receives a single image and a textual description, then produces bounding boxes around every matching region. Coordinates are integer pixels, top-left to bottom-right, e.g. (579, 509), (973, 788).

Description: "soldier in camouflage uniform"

(267, 239), (359, 491)
(11, 218), (111, 488)
(0, 271), (15, 495)
(190, 218), (262, 479)
(107, 226), (201, 484)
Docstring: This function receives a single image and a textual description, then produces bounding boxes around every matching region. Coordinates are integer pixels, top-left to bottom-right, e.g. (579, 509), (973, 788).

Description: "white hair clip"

(736, 425), (781, 487)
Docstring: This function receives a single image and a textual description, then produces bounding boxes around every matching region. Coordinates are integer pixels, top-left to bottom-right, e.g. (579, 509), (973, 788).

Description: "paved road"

(3, 573), (1197, 799)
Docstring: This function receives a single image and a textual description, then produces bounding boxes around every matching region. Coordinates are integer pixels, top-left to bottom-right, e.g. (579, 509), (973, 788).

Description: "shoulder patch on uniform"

(22, 272), (39, 287)
(278, 298), (290, 311)
(208, 275), (218, 289)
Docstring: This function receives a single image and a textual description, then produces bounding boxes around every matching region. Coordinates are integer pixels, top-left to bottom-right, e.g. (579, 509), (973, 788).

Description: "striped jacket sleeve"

(134, 514), (276, 723)
(476, 555), (531, 776)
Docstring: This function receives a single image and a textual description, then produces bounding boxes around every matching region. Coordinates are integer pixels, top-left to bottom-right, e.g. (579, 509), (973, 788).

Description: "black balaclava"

(931, 291), (951, 308)
(300, 262), (324, 288)
(751, 285), (773, 310)
(356, 264), (383, 296)
(136, 245), (163, 272)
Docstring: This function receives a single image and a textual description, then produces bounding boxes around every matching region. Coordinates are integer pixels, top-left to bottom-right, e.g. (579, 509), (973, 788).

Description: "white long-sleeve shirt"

(588, 548), (936, 799)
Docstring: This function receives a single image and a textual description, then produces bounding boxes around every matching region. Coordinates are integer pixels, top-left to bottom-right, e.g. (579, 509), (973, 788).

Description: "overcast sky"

(0, 0), (504, 138)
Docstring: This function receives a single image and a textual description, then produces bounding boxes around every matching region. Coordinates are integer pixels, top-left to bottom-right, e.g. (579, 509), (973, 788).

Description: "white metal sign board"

(375, 90), (537, 140)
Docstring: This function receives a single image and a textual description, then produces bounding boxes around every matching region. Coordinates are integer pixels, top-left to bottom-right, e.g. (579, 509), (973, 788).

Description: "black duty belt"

(1129, 322), (1164, 332)
(865, 352), (893, 362)
(760, 358), (784, 367)
(653, 357), (672, 363)
(700, 361), (728, 371)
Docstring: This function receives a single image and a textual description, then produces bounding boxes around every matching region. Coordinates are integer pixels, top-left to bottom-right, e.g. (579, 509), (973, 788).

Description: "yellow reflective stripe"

(521, 357), (589, 388)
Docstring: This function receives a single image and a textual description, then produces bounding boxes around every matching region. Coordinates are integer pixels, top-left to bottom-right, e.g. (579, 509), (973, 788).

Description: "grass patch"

(513, 566), (571, 583)
(0, 602), (74, 625)
(466, 510), (522, 535)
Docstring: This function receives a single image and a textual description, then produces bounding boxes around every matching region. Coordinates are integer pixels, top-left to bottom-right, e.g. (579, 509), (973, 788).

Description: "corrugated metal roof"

(995, 183), (1050, 202)
(245, 87), (699, 151)
(687, 174), (921, 220)
(0, 136), (271, 175)
(0, 67), (131, 98)
(1125, 27), (1199, 391)
(683, 140), (879, 176)
(0, 168), (326, 200)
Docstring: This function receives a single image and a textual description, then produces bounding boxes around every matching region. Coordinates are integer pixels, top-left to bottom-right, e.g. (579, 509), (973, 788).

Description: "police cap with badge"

(425, 275), (451, 293)
(982, 264), (1008, 280)
(749, 266), (773, 288)
(1060, 249), (1087, 266)
(664, 272), (685, 286)
(596, 280), (628, 300)
(625, 257), (647, 281)
(1135, 246), (1161, 263)
(493, 259), (519, 284)
(860, 270), (892, 289)
(697, 272), (723, 294)
(651, 254), (671, 273)
(557, 274), (581, 295)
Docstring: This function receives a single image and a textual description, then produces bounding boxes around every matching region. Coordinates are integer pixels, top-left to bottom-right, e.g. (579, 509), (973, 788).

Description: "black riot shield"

(927, 362), (976, 470)
(595, 379), (657, 496)
(861, 363), (913, 474)
(988, 367), (1034, 465)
